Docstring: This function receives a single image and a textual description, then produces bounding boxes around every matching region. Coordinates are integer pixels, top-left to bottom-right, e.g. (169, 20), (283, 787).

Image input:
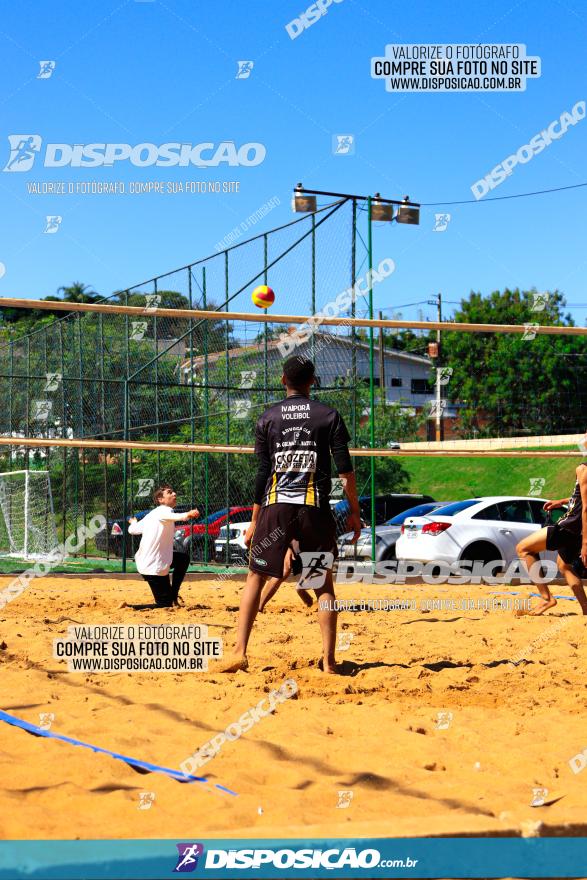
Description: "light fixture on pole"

(371, 192), (394, 222)
(292, 185), (420, 224)
(292, 183), (317, 213)
(396, 196), (420, 225)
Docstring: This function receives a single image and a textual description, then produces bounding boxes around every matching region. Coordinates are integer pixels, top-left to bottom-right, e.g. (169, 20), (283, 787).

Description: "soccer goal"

(0, 470), (58, 560)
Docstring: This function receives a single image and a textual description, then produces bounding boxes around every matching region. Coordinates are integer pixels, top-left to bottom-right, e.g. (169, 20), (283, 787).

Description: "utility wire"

(420, 181), (587, 207)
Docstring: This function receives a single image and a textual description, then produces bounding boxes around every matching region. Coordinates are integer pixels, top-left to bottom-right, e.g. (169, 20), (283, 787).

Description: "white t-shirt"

(128, 506), (187, 576)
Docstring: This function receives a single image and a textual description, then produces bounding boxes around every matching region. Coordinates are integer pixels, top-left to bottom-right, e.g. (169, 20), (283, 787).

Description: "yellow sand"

(1, 573), (587, 841)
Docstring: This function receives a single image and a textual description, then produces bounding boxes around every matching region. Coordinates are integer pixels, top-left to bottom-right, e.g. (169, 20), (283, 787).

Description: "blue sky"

(0, 0), (585, 323)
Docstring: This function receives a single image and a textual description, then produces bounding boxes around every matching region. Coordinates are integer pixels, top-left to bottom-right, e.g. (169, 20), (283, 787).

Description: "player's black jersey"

(558, 463), (587, 534)
(254, 394), (351, 507)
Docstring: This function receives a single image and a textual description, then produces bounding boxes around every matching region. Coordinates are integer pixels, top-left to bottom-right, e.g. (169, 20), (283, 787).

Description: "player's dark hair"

(153, 483), (173, 503)
(283, 356), (315, 388)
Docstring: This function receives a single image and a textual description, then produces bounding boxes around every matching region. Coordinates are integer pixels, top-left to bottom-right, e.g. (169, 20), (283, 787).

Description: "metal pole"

(25, 338), (30, 473)
(99, 313), (108, 559)
(121, 380), (129, 573)
(378, 309), (386, 412)
(77, 315), (86, 555)
(435, 292), (443, 442)
(263, 234), (268, 405)
(123, 290), (131, 573)
(367, 197), (376, 563)
(311, 213), (316, 364)
(351, 200), (357, 445)
(23, 469), (29, 559)
(188, 268), (195, 517)
(59, 323), (67, 545)
(224, 251), (230, 567)
(9, 342), (13, 468)
(203, 266), (209, 564)
(154, 279), (160, 485)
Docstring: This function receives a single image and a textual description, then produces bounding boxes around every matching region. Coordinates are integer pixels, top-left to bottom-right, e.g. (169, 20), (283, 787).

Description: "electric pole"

(427, 293), (443, 442)
(435, 292), (442, 442)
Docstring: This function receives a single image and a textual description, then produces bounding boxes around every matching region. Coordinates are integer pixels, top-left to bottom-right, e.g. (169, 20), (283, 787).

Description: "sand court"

(1, 573), (587, 842)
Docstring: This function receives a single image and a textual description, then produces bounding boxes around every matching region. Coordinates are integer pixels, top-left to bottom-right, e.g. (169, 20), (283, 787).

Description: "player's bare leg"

(557, 557), (587, 615)
(220, 570), (267, 671)
(315, 570), (338, 673)
(516, 529), (557, 615)
(259, 548), (292, 612)
(259, 548), (312, 611)
(259, 576), (282, 613)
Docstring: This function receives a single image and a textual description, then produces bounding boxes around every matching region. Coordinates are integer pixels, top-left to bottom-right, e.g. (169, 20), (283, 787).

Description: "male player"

(222, 356), (361, 673)
(128, 484), (199, 607)
(517, 458), (587, 615)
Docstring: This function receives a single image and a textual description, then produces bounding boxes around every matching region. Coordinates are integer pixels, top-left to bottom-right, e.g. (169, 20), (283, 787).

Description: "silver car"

(338, 501), (455, 563)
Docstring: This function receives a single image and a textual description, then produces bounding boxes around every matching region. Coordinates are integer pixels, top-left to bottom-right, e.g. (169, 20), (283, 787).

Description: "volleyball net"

(0, 292), (585, 569)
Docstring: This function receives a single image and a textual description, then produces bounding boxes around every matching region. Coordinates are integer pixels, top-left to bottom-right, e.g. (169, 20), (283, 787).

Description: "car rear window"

(429, 499), (478, 516)
(387, 503), (440, 524)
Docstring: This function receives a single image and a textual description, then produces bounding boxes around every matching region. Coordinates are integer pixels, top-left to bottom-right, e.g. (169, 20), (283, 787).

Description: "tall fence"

(2, 196), (587, 569)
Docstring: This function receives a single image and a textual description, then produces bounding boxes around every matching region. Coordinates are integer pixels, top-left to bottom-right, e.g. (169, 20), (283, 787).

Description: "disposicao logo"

(3, 136), (266, 171)
(174, 843), (204, 873)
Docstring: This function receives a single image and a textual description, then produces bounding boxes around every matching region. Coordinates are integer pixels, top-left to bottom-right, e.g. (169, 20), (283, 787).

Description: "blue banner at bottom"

(1, 837), (586, 879)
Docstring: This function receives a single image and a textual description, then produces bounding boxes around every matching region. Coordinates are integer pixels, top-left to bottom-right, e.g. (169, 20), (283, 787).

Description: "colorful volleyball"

(251, 285), (275, 309)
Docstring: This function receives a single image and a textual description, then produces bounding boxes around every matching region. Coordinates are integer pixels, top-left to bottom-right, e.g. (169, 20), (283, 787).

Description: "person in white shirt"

(128, 484), (199, 607)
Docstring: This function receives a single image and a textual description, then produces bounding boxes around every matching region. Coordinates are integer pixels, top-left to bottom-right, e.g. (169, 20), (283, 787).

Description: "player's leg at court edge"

(170, 550), (190, 604)
(516, 528), (556, 614)
(316, 569), (338, 674)
(220, 570), (267, 671)
(556, 555), (587, 615)
(144, 574), (175, 607)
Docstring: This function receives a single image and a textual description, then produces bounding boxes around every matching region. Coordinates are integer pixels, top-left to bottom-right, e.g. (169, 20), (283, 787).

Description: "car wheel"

(461, 542), (505, 573)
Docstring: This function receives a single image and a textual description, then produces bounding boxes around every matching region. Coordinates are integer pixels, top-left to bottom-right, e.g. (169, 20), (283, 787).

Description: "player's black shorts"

(249, 503), (337, 580)
(546, 523), (582, 565)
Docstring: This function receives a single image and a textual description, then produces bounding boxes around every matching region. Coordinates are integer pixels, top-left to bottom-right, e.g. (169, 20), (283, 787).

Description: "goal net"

(0, 470), (58, 560)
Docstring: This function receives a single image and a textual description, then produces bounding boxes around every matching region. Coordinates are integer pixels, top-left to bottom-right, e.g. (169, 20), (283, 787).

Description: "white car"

(395, 496), (566, 570)
(214, 522), (251, 566)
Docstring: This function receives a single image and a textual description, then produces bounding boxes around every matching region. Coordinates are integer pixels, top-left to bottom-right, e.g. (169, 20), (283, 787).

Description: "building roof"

(179, 329), (431, 374)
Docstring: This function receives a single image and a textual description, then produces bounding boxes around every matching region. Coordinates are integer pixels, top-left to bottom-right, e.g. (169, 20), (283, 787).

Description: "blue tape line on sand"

(491, 590), (577, 602)
(530, 592), (577, 601)
(0, 710), (237, 796)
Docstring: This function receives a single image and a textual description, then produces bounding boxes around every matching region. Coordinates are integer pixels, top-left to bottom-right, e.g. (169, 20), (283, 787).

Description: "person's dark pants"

(142, 551), (190, 607)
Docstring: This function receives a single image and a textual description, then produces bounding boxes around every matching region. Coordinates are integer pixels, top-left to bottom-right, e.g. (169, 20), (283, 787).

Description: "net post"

(59, 322), (67, 546)
(188, 267), (195, 531)
(263, 233), (269, 406)
(121, 380), (129, 573)
(311, 212), (316, 363)
(351, 199), (357, 446)
(224, 250), (230, 568)
(203, 265), (210, 564)
(23, 469), (29, 559)
(367, 196), (376, 563)
(154, 278), (161, 486)
(77, 314), (86, 555)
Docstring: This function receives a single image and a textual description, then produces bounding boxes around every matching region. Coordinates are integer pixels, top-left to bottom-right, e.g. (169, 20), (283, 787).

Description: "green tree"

(442, 288), (587, 436)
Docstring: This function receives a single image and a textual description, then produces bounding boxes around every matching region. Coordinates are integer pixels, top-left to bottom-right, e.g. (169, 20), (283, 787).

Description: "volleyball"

(251, 285), (275, 309)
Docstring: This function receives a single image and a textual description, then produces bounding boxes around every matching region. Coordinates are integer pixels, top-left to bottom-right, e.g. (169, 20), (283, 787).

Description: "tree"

(55, 281), (99, 303)
(441, 288), (587, 436)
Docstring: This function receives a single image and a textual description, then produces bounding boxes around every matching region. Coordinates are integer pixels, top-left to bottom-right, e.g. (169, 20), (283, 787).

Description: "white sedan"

(395, 496), (566, 569)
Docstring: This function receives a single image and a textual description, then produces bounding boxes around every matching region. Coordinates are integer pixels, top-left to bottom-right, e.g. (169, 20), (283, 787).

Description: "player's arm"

(330, 413), (361, 542)
(339, 472), (361, 542)
(543, 497), (570, 510)
(160, 508), (200, 522)
(127, 517), (143, 535)
(578, 467), (587, 564)
(246, 419), (270, 547)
